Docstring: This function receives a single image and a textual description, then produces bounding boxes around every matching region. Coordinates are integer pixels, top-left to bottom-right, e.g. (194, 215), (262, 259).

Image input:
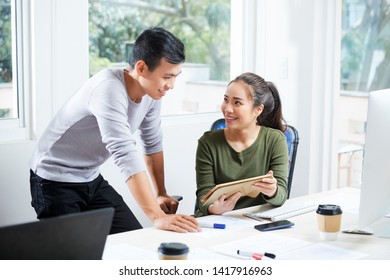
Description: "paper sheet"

(103, 244), (156, 260)
(102, 243), (237, 260)
(211, 232), (368, 260)
(191, 215), (258, 238)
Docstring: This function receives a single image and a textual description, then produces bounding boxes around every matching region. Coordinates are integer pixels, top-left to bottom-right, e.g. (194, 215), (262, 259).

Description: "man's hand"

(154, 214), (200, 233)
(157, 195), (180, 214)
(127, 171), (198, 233)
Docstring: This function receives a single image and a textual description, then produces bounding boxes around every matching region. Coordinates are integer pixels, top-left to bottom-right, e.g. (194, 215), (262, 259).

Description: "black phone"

(171, 195), (183, 201)
(254, 220), (294, 231)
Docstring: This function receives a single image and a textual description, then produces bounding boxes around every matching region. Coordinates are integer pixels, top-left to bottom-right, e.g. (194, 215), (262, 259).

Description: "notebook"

(0, 207), (114, 260)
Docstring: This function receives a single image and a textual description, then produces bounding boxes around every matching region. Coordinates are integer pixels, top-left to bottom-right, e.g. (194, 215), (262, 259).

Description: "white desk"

(104, 188), (390, 260)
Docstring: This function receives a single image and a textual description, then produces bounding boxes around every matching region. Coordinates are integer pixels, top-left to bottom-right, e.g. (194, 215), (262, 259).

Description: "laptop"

(0, 207), (114, 260)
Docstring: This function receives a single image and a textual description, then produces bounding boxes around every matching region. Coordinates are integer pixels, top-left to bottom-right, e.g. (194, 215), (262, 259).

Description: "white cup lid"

(319, 231), (338, 241)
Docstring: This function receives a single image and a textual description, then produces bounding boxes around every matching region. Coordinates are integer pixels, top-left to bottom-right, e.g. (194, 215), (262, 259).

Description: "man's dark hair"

(129, 27), (185, 71)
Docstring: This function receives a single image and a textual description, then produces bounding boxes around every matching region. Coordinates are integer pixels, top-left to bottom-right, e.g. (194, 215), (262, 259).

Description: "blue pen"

(199, 222), (226, 229)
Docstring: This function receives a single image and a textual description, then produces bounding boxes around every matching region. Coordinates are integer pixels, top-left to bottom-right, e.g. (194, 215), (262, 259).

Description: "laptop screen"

(0, 207), (114, 260)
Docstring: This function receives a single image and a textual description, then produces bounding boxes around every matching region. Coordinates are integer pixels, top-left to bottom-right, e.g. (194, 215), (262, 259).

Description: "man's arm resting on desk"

(126, 171), (200, 233)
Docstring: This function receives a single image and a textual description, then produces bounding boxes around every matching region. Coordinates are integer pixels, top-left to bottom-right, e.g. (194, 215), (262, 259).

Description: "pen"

(237, 250), (276, 259)
(199, 222), (226, 229)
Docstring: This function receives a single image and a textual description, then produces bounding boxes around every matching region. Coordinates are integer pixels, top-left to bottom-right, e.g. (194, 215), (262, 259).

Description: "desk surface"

(104, 188), (390, 260)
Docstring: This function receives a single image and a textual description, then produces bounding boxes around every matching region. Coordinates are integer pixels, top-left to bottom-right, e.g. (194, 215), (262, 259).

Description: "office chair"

(283, 124), (299, 198)
(209, 118), (299, 198)
(210, 118), (227, 130)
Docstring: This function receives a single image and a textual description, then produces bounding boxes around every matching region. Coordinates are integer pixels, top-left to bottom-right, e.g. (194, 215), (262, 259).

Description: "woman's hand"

(208, 192), (242, 215)
(252, 170), (277, 197)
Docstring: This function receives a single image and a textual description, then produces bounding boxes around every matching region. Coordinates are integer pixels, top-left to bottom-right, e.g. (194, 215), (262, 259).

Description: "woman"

(195, 72), (289, 217)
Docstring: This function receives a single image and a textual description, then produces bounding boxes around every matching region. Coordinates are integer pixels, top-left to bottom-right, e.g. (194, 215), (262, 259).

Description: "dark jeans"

(29, 170), (142, 234)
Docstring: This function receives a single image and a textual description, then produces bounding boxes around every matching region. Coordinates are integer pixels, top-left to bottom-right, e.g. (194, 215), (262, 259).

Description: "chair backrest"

(210, 118), (227, 130)
(283, 125), (299, 198)
(209, 118), (299, 198)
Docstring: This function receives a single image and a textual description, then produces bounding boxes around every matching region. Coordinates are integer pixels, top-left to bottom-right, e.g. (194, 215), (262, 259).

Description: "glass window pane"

(88, 0), (231, 116)
(341, 0), (390, 92)
(338, 0), (390, 187)
(0, 0), (16, 120)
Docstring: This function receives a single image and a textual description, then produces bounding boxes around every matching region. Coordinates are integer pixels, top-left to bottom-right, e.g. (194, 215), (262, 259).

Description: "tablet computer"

(200, 174), (272, 205)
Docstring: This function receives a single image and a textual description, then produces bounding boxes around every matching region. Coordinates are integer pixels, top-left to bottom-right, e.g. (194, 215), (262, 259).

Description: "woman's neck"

(224, 125), (261, 152)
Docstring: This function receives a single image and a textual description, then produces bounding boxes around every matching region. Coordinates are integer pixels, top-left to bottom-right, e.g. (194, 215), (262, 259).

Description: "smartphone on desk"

(254, 220), (294, 231)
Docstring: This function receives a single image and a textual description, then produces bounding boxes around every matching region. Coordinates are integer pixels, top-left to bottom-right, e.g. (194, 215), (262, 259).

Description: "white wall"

(0, 0), (340, 228)
(0, 0), (90, 226)
(263, 0), (340, 196)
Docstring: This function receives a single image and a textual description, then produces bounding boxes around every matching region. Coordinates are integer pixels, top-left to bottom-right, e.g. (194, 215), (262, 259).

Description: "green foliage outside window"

(89, 0), (231, 81)
(341, 0), (390, 92)
(0, 0), (12, 83)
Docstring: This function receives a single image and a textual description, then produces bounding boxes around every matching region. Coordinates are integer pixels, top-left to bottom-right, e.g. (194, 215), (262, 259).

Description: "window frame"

(0, 0), (30, 142)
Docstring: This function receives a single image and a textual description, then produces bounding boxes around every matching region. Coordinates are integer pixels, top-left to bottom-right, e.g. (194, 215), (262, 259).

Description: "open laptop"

(0, 207), (114, 260)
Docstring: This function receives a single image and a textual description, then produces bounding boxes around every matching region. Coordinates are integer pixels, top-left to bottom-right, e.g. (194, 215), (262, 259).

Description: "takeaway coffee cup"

(316, 204), (343, 241)
(158, 242), (189, 260)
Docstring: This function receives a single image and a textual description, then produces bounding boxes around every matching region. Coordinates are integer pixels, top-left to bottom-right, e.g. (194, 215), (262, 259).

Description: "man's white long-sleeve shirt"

(29, 68), (163, 182)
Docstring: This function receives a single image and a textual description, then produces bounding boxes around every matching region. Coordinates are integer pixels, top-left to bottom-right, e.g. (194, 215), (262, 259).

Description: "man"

(29, 27), (200, 234)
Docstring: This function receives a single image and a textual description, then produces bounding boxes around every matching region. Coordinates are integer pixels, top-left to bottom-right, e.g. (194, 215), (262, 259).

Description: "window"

(338, 0), (390, 187)
(88, 0), (231, 116)
(341, 0), (390, 92)
(0, 0), (27, 141)
(0, 0), (15, 119)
